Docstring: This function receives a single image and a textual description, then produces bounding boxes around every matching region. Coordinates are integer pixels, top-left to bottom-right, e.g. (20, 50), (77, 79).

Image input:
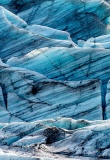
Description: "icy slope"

(44, 119), (110, 158)
(0, 118), (109, 159)
(0, 7), (74, 61)
(0, 0), (110, 159)
(1, 0), (110, 42)
(7, 47), (110, 81)
(0, 61), (102, 121)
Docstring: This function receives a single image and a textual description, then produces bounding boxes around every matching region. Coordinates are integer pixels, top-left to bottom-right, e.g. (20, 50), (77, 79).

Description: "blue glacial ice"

(0, 0), (110, 159)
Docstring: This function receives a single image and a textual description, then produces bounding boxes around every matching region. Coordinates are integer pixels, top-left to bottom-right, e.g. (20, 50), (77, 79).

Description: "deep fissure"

(101, 79), (109, 120)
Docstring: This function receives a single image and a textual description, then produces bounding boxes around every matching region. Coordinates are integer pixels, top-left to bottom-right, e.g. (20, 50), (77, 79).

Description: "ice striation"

(0, 61), (102, 121)
(7, 46), (110, 119)
(7, 47), (110, 81)
(0, 6), (74, 61)
(1, 0), (110, 42)
(0, 118), (109, 159)
(0, 0), (110, 159)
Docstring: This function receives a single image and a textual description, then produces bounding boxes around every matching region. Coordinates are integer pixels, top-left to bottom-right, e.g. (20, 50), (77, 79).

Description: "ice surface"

(26, 25), (71, 41)
(0, 6), (74, 61)
(0, 118), (109, 159)
(0, 0), (110, 159)
(0, 62), (102, 121)
(7, 47), (110, 81)
(16, 0), (110, 42)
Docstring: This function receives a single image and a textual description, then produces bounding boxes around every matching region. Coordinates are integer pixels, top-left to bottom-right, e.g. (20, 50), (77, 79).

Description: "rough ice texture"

(0, 6), (74, 61)
(1, 0), (110, 42)
(7, 47), (110, 81)
(0, 118), (110, 159)
(0, 0), (110, 159)
(0, 62), (102, 121)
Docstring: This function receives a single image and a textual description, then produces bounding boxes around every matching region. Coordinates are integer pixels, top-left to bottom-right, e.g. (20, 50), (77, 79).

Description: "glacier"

(0, 61), (102, 121)
(1, 0), (110, 42)
(0, 0), (110, 159)
(0, 6), (74, 61)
